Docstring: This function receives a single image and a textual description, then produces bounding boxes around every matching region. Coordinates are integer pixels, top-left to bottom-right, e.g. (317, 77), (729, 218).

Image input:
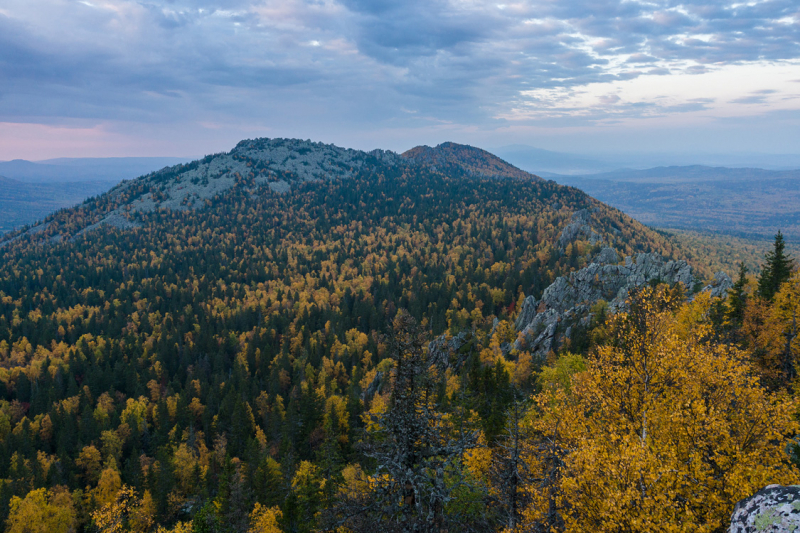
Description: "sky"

(1, 0), (799, 160)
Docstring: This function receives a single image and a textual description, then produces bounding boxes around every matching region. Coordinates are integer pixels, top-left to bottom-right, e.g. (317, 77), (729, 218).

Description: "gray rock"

(514, 296), (538, 331)
(362, 371), (386, 401)
(702, 271), (734, 299)
(428, 331), (474, 372)
(729, 485), (800, 532)
(268, 180), (291, 194)
(514, 252), (697, 361)
(558, 209), (602, 249)
(594, 247), (620, 265)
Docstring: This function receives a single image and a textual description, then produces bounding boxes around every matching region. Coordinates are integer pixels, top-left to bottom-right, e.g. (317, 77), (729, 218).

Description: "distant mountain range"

(0, 156), (190, 183)
(494, 145), (800, 175)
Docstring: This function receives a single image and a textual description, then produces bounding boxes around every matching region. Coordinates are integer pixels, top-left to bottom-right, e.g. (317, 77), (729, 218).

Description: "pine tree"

(758, 231), (795, 301)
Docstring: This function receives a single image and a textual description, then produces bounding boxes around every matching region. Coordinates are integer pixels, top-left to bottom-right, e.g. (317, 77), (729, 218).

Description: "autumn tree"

(523, 287), (799, 532)
(6, 487), (77, 533)
(745, 271), (800, 390)
(248, 503), (282, 533)
(91, 485), (156, 533)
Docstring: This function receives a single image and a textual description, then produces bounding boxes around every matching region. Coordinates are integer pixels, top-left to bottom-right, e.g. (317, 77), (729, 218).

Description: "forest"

(0, 146), (797, 533)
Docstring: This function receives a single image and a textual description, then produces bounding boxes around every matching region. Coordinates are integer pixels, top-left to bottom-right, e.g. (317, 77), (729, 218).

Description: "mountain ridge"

(1, 138), (543, 247)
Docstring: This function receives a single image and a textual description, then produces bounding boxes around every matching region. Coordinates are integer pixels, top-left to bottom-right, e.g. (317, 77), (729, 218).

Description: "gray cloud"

(0, 0), (798, 154)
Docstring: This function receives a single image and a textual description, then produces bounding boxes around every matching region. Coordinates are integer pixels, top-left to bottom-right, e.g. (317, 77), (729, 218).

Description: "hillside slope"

(0, 138), (715, 530)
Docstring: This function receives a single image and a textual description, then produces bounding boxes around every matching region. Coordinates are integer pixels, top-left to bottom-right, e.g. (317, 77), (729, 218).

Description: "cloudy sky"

(1, 0), (799, 159)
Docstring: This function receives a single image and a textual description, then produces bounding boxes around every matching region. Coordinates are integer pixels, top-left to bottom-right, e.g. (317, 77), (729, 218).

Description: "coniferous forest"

(0, 140), (797, 533)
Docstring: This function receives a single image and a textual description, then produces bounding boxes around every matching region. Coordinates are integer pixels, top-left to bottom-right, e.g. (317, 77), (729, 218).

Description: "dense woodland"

(0, 154), (798, 532)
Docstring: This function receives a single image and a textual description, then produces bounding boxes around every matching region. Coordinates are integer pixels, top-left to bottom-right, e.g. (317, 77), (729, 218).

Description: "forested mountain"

(0, 139), (796, 533)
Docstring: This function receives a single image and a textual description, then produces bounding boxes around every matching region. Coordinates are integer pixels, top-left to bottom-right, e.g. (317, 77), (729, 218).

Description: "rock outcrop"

(514, 252), (696, 361)
(702, 271), (734, 299)
(558, 208), (602, 249)
(729, 485), (800, 532)
(593, 247), (620, 265)
(428, 330), (475, 373)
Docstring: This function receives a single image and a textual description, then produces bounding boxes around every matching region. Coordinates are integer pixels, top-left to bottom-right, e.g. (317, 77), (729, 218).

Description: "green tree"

(726, 262), (749, 339)
(758, 231), (795, 301)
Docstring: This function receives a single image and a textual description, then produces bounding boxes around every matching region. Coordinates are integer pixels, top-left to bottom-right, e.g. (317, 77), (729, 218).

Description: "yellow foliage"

(523, 287), (800, 532)
(92, 485), (154, 533)
(463, 434), (492, 483)
(93, 467), (122, 509)
(156, 522), (193, 533)
(7, 487), (76, 533)
(248, 502), (283, 533)
(339, 464), (369, 498)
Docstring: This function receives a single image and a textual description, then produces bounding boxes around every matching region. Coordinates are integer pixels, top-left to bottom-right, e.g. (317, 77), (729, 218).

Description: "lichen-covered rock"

(729, 485), (800, 532)
(514, 252), (697, 361)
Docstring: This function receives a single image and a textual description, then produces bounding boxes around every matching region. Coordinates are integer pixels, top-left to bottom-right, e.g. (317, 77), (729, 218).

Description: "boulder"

(729, 485), (800, 532)
(427, 330), (474, 373)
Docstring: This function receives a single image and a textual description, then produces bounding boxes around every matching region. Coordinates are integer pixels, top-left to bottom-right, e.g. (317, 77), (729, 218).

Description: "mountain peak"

(402, 142), (541, 181)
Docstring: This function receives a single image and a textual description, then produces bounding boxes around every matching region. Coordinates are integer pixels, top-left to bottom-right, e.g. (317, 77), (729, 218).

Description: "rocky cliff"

(514, 249), (732, 361)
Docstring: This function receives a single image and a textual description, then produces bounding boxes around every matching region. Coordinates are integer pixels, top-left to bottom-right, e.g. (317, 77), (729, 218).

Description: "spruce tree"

(726, 262), (748, 337)
(758, 231), (795, 301)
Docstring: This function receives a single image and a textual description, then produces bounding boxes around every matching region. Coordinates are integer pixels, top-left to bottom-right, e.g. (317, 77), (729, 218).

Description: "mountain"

(548, 166), (800, 240)
(0, 156), (190, 183)
(0, 138), (725, 530)
(404, 142), (543, 180)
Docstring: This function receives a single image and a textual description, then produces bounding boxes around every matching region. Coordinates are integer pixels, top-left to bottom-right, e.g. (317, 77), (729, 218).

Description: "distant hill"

(493, 145), (617, 175)
(574, 165), (800, 183)
(0, 156), (190, 183)
(0, 175), (118, 234)
(495, 145), (800, 175)
(549, 166), (800, 240)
